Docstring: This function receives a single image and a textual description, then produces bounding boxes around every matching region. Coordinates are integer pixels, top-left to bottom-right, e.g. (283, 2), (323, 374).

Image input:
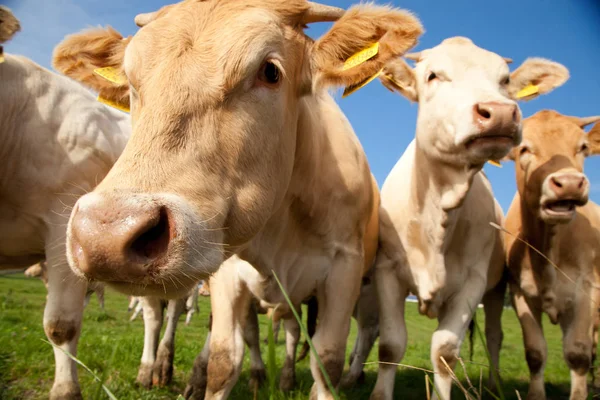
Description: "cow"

(0, 6), (20, 45)
(52, 1), (423, 398)
(368, 37), (569, 400)
(24, 260), (105, 310)
(0, 10), (131, 399)
(502, 110), (600, 400)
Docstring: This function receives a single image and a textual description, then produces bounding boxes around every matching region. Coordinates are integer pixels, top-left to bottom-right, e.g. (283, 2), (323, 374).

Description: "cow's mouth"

(541, 199), (579, 219)
(465, 135), (514, 149)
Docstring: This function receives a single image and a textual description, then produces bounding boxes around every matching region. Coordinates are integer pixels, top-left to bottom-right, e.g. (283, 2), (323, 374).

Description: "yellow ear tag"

(342, 42), (379, 71)
(488, 160), (502, 168)
(97, 95), (130, 113)
(342, 68), (383, 98)
(93, 67), (127, 85)
(516, 83), (539, 99)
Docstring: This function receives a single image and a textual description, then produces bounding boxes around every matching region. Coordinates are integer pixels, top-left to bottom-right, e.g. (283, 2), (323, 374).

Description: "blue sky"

(4, 0), (600, 212)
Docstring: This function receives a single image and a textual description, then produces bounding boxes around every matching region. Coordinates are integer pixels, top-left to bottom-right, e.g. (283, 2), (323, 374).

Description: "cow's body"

(0, 53), (130, 399)
(369, 37), (568, 400)
(504, 110), (600, 400)
(53, 2), (423, 398)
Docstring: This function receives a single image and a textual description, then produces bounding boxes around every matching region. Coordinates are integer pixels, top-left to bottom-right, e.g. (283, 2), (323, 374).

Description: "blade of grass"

(425, 373), (431, 400)
(470, 312), (505, 400)
(93, 342), (119, 400)
(267, 311), (277, 400)
(43, 339), (118, 400)
(272, 271), (339, 400)
(426, 373), (443, 400)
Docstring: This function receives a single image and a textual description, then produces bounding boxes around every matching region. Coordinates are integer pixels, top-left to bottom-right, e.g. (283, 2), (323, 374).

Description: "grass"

(0, 272), (584, 400)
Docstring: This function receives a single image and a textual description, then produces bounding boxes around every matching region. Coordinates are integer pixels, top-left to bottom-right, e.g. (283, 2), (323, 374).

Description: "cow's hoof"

(49, 382), (82, 400)
(184, 383), (207, 400)
(340, 372), (359, 389)
(278, 367), (295, 392)
(249, 367), (266, 390)
(152, 345), (174, 387)
(136, 363), (153, 389)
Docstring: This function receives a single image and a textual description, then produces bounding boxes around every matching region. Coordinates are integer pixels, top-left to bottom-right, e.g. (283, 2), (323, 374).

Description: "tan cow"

(369, 37), (568, 400)
(503, 110), (600, 400)
(1, 24), (130, 399)
(0, 6), (20, 44)
(53, 1), (423, 398)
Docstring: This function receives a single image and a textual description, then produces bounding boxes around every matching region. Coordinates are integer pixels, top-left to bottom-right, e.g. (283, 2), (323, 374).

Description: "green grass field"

(0, 272), (585, 399)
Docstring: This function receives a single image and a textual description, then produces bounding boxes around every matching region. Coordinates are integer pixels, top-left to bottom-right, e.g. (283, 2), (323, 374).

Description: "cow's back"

(0, 54), (130, 267)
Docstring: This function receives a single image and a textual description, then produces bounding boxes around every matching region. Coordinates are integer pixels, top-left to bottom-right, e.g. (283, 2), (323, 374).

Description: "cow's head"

(380, 37), (569, 167)
(504, 111), (600, 224)
(0, 6), (21, 49)
(53, 0), (422, 297)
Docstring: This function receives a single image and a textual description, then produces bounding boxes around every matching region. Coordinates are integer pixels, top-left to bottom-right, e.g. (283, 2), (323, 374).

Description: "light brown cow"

(52, 1), (422, 398)
(369, 38), (568, 400)
(0, 6), (20, 45)
(503, 110), (600, 400)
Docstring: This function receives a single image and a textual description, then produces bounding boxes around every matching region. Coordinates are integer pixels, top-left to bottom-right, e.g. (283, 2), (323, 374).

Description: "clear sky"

(4, 0), (600, 212)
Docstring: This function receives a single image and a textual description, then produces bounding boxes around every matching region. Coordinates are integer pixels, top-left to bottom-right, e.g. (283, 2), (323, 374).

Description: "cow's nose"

(473, 102), (520, 133)
(68, 194), (174, 281)
(547, 172), (588, 199)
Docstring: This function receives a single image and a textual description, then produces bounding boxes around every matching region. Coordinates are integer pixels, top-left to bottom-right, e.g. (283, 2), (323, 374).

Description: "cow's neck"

(405, 140), (481, 315)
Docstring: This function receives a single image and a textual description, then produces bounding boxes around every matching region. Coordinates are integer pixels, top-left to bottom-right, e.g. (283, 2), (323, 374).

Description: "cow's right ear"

(588, 122), (600, 156)
(379, 58), (417, 102)
(53, 27), (130, 105)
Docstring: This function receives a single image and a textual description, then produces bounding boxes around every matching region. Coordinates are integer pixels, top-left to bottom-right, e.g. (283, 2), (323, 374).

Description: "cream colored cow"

(0, 51), (130, 400)
(369, 37), (569, 400)
(53, 1), (423, 398)
(504, 111), (600, 400)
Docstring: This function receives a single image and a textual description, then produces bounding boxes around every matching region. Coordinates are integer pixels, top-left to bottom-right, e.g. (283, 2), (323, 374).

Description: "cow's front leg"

(245, 302), (266, 390)
(309, 249), (363, 400)
(184, 319), (211, 400)
(204, 262), (252, 400)
(511, 285), (546, 400)
(280, 313), (301, 392)
(153, 298), (186, 387)
(369, 255), (408, 400)
(137, 297), (163, 388)
(560, 282), (595, 400)
(431, 274), (487, 400)
(45, 253), (87, 400)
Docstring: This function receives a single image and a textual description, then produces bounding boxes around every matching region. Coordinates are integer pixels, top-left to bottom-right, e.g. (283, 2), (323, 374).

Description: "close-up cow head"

(52, 0), (423, 297)
(380, 37), (569, 168)
(505, 111), (600, 224)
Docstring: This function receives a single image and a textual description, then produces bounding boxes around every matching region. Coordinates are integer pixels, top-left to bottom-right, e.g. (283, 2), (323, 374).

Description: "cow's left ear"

(310, 4), (423, 92)
(588, 122), (600, 156)
(508, 58), (569, 101)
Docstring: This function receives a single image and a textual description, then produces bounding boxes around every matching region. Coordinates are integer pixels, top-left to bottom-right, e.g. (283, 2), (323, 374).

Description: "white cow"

(0, 15), (130, 399)
(369, 37), (569, 400)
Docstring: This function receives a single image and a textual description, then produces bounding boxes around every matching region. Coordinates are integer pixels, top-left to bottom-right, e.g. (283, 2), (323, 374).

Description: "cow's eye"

(579, 143), (589, 154)
(427, 72), (437, 82)
(258, 61), (280, 85)
(501, 76), (510, 85)
(519, 145), (530, 156)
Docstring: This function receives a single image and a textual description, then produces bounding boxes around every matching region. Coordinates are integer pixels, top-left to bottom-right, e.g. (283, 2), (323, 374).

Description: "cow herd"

(0, 1), (598, 400)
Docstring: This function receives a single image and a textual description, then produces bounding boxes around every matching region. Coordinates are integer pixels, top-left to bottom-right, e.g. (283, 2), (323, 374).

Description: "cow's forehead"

(416, 37), (508, 77)
(524, 111), (585, 147)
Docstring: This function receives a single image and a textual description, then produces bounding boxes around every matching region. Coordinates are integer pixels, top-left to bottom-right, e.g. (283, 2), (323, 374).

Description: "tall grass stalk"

(272, 271), (339, 400)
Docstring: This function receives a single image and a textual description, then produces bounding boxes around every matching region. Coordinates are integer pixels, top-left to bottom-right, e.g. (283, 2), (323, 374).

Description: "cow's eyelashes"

(258, 61), (281, 86)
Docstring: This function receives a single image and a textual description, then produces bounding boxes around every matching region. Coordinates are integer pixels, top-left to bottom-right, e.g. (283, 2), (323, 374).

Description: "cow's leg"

(482, 277), (506, 389)
(184, 315), (212, 400)
(430, 276), (487, 400)
(512, 286), (546, 400)
(342, 275), (379, 388)
(131, 300), (144, 321)
(280, 314), (301, 391)
(369, 257), (407, 400)
(95, 285), (105, 311)
(245, 302), (266, 390)
(298, 297), (318, 363)
(185, 289), (199, 326)
(309, 250), (363, 400)
(153, 298), (186, 387)
(560, 286), (595, 400)
(45, 251), (87, 400)
(204, 263), (252, 400)
(137, 297), (164, 388)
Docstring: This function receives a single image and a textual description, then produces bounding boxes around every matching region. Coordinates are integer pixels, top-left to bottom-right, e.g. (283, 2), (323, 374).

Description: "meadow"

(0, 272), (588, 399)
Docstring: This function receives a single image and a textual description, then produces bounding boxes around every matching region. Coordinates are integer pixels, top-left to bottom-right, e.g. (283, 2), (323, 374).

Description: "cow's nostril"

(129, 207), (172, 261)
(476, 104), (492, 119)
(551, 177), (563, 189)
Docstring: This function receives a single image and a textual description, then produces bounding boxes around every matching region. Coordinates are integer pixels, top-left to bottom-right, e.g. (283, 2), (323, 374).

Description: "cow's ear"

(508, 58), (569, 101)
(379, 58), (417, 102)
(588, 122), (600, 156)
(53, 27), (130, 105)
(310, 4), (423, 93)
